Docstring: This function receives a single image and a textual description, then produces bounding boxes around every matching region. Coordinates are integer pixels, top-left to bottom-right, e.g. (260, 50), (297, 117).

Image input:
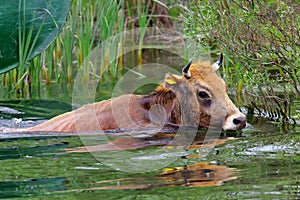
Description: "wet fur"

(2, 61), (242, 132)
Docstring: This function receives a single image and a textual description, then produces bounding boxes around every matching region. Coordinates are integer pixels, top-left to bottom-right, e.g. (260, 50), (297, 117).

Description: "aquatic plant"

(0, 0), (175, 99)
(184, 0), (299, 122)
(0, 0), (124, 98)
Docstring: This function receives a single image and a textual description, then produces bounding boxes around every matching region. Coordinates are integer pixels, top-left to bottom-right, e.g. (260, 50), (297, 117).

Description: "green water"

(0, 99), (299, 199)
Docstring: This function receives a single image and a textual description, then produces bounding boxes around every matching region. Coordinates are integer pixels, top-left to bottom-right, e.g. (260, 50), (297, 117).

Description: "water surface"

(0, 101), (299, 199)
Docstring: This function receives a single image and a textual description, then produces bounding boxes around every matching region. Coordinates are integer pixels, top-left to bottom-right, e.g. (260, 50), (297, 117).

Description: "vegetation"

(1, 0), (123, 99)
(184, 0), (299, 122)
(0, 0), (179, 99)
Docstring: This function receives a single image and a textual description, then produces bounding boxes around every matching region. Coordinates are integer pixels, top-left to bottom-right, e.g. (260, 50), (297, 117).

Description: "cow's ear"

(163, 73), (182, 88)
(182, 60), (192, 79)
(212, 53), (223, 71)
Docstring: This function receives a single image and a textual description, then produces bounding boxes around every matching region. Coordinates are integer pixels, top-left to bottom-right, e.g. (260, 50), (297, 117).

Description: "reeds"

(0, 0), (181, 100)
(184, 0), (299, 122)
(0, 0), (130, 99)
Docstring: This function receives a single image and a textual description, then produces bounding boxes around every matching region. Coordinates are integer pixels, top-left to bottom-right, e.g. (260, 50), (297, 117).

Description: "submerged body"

(2, 56), (246, 133)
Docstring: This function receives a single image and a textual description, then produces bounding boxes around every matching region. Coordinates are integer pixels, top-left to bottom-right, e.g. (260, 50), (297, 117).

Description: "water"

(0, 100), (299, 199)
(0, 50), (299, 199)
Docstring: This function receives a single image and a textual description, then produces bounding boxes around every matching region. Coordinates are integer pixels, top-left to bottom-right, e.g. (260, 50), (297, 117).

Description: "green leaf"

(0, 0), (71, 74)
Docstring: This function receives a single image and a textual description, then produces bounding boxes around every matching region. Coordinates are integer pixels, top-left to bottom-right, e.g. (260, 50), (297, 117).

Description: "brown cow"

(2, 54), (246, 133)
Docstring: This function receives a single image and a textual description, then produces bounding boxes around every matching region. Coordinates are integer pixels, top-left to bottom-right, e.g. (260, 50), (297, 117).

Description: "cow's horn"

(212, 53), (223, 71)
(182, 60), (192, 79)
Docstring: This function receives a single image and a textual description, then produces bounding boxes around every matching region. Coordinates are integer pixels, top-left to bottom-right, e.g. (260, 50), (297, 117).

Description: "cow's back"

(1, 94), (152, 133)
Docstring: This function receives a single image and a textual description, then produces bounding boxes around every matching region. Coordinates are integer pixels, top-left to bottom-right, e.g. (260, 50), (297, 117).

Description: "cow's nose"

(232, 116), (246, 129)
(223, 114), (247, 130)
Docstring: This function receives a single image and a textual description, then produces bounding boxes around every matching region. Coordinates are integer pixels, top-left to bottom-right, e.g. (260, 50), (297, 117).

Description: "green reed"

(1, 0), (48, 99)
(0, 0), (134, 99)
(0, 0), (182, 100)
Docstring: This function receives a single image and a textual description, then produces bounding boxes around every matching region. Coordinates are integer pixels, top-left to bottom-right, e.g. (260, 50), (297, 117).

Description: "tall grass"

(0, 0), (126, 99)
(1, 1), (49, 99)
(5, 0), (179, 101)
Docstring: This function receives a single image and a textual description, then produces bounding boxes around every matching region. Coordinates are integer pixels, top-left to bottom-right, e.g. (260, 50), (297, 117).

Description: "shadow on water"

(0, 103), (299, 200)
(0, 127), (238, 196)
(0, 112), (299, 199)
(0, 177), (67, 199)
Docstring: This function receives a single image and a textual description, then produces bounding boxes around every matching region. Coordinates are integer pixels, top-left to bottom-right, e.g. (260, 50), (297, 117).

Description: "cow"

(1, 54), (246, 133)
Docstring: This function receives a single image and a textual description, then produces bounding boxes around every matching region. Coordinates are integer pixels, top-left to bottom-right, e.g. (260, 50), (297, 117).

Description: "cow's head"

(164, 54), (246, 130)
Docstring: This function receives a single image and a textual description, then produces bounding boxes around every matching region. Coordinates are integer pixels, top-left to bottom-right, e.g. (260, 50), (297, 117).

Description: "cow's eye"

(198, 91), (210, 99)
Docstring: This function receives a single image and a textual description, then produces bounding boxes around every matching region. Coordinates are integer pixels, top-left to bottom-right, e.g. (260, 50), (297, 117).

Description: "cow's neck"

(140, 86), (202, 127)
(140, 87), (181, 124)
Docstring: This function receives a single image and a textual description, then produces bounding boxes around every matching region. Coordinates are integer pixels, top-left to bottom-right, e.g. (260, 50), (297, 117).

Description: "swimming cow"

(3, 54), (246, 133)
